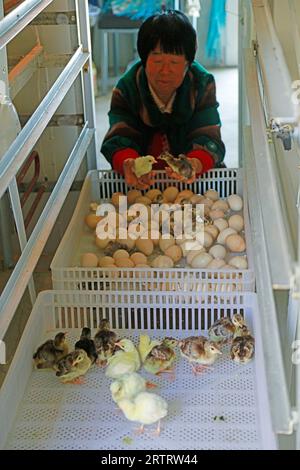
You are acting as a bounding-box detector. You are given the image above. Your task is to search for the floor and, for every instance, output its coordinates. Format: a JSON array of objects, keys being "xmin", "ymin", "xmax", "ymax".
[
  {"xmin": 0, "ymin": 67, "xmax": 238, "ymax": 389},
  {"xmin": 95, "ymin": 67, "xmax": 239, "ymax": 169}
]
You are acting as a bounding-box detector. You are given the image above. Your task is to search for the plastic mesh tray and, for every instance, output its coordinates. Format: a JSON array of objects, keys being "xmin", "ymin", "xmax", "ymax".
[
  {"xmin": 0, "ymin": 291, "xmax": 276, "ymax": 450},
  {"xmin": 50, "ymin": 169, "xmax": 255, "ymax": 292}
]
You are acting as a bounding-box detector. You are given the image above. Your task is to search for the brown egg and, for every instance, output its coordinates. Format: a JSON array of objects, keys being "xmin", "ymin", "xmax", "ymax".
[
  {"xmin": 115, "ymin": 258, "xmax": 135, "ymax": 268},
  {"xmin": 81, "ymin": 252, "xmax": 99, "ymax": 267},
  {"xmin": 204, "ymin": 225, "xmax": 219, "ymax": 240},
  {"xmin": 111, "ymin": 192, "xmax": 125, "ymax": 208},
  {"xmin": 134, "ymin": 196, "xmax": 152, "ymax": 205},
  {"xmin": 159, "ymin": 236, "xmax": 175, "ymax": 253},
  {"xmin": 164, "ymin": 244, "xmax": 183, "ymax": 263},
  {"xmin": 113, "ymin": 249, "xmax": 130, "ymax": 260},
  {"xmin": 178, "ymin": 189, "xmax": 194, "ymax": 198},
  {"xmin": 211, "ymin": 200, "xmax": 229, "ymax": 212},
  {"xmin": 204, "ymin": 189, "xmax": 219, "ymax": 201},
  {"xmin": 163, "ymin": 186, "xmax": 179, "ymax": 203},
  {"xmin": 135, "ymin": 238, "xmax": 154, "ymax": 256},
  {"xmin": 209, "ymin": 210, "xmax": 225, "ymax": 220},
  {"xmin": 127, "ymin": 189, "xmax": 142, "ymax": 205},
  {"xmin": 85, "ymin": 213, "xmax": 102, "ymax": 229},
  {"xmin": 98, "ymin": 256, "xmax": 115, "ymax": 267},
  {"xmin": 130, "ymin": 252, "xmax": 148, "ymax": 265},
  {"xmin": 115, "ymin": 237, "xmax": 136, "ymax": 250},
  {"xmin": 95, "ymin": 235, "xmax": 110, "ymax": 249},
  {"xmin": 145, "ymin": 189, "xmax": 162, "ymax": 202},
  {"xmin": 226, "ymin": 234, "xmax": 246, "ymax": 253},
  {"xmin": 190, "ymin": 194, "xmax": 204, "ymax": 204}
]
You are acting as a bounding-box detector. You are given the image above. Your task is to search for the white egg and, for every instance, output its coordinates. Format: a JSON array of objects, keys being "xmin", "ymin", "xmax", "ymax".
[
  {"xmin": 214, "ymin": 218, "xmax": 228, "ymax": 232},
  {"xmin": 209, "ymin": 244, "xmax": 227, "ymax": 260},
  {"xmin": 228, "ymin": 214, "xmax": 244, "ymax": 232},
  {"xmin": 190, "ymin": 253, "xmax": 213, "ymax": 268},
  {"xmin": 203, "ymin": 232, "xmax": 214, "ymax": 249},
  {"xmin": 217, "ymin": 228, "xmax": 237, "ymax": 245},
  {"xmin": 229, "ymin": 256, "xmax": 248, "ymax": 269},
  {"xmin": 227, "ymin": 194, "xmax": 243, "ymax": 211},
  {"xmin": 186, "ymin": 247, "xmax": 206, "ymax": 265}
]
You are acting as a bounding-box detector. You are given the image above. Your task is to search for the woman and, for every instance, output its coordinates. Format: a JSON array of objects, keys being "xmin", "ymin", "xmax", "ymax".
[{"xmin": 101, "ymin": 10, "xmax": 225, "ymax": 189}]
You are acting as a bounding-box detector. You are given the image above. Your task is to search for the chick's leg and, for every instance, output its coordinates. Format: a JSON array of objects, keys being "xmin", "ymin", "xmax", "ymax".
[
  {"xmin": 156, "ymin": 367, "xmax": 176, "ymax": 381},
  {"xmin": 191, "ymin": 364, "xmax": 213, "ymax": 375},
  {"xmin": 152, "ymin": 420, "xmax": 162, "ymax": 437}
]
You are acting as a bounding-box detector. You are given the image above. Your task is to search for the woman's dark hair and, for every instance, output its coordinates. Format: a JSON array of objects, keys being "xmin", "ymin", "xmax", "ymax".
[{"xmin": 137, "ymin": 10, "xmax": 197, "ymax": 67}]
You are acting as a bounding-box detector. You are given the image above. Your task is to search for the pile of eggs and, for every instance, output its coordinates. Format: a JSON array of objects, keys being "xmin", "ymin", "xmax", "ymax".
[{"xmin": 82, "ymin": 186, "xmax": 248, "ymax": 272}]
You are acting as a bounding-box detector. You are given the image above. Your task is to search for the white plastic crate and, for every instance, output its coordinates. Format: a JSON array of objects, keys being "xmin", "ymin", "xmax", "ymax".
[
  {"xmin": 51, "ymin": 169, "xmax": 255, "ymax": 292},
  {"xmin": 0, "ymin": 290, "xmax": 276, "ymax": 450}
]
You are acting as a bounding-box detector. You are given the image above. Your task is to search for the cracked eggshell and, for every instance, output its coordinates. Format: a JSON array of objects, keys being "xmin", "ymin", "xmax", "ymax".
[
  {"xmin": 145, "ymin": 189, "xmax": 162, "ymax": 202},
  {"xmin": 228, "ymin": 214, "xmax": 244, "ymax": 232},
  {"xmin": 190, "ymin": 253, "xmax": 213, "ymax": 268},
  {"xmin": 217, "ymin": 227, "xmax": 237, "ymax": 245},
  {"xmin": 227, "ymin": 194, "xmax": 243, "ymax": 211}
]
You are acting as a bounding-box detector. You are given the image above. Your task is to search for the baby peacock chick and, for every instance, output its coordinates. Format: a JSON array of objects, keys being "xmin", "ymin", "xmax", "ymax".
[
  {"xmin": 179, "ymin": 336, "xmax": 222, "ymax": 374},
  {"xmin": 56, "ymin": 349, "xmax": 92, "ymax": 384},
  {"xmin": 158, "ymin": 152, "xmax": 195, "ymax": 180},
  {"xmin": 230, "ymin": 324, "xmax": 255, "ymax": 364},
  {"xmin": 133, "ymin": 156, "xmax": 156, "ymax": 178},
  {"xmin": 105, "ymin": 339, "xmax": 140, "ymax": 379},
  {"xmin": 94, "ymin": 319, "xmax": 119, "ymax": 366},
  {"xmin": 208, "ymin": 313, "xmax": 246, "ymax": 345},
  {"xmin": 33, "ymin": 332, "xmax": 68, "ymax": 369},
  {"xmin": 118, "ymin": 391, "xmax": 168, "ymax": 436},
  {"xmin": 139, "ymin": 335, "xmax": 178, "ymax": 377},
  {"xmin": 110, "ymin": 372, "xmax": 148, "ymax": 403},
  {"xmin": 75, "ymin": 327, "xmax": 98, "ymax": 364}
]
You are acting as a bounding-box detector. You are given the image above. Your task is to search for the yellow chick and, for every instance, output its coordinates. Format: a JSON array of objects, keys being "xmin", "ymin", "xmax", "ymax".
[
  {"xmin": 139, "ymin": 335, "xmax": 177, "ymax": 376},
  {"xmin": 118, "ymin": 391, "xmax": 168, "ymax": 435},
  {"xmin": 94, "ymin": 319, "xmax": 119, "ymax": 366},
  {"xmin": 33, "ymin": 332, "xmax": 68, "ymax": 369},
  {"xmin": 230, "ymin": 324, "xmax": 255, "ymax": 364},
  {"xmin": 179, "ymin": 336, "xmax": 222, "ymax": 374},
  {"xmin": 105, "ymin": 339, "xmax": 140, "ymax": 379},
  {"xmin": 110, "ymin": 372, "xmax": 148, "ymax": 403},
  {"xmin": 208, "ymin": 314, "xmax": 246, "ymax": 344},
  {"xmin": 133, "ymin": 156, "xmax": 156, "ymax": 178},
  {"xmin": 56, "ymin": 349, "xmax": 92, "ymax": 384}
]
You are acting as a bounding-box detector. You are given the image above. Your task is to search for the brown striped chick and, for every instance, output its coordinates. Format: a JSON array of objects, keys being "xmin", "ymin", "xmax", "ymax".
[
  {"xmin": 56, "ymin": 349, "xmax": 92, "ymax": 384},
  {"xmin": 208, "ymin": 314, "xmax": 246, "ymax": 345},
  {"xmin": 94, "ymin": 319, "xmax": 119, "ymax": 366},
  {"xmin": 179, "ymin": 336, "xmax": 222, "ymax": 374},
  {"xmin": 158, "ymin": 152, "xmax": 195, "ymax": 180},
  {"xmin": 33, "ymin": 332, "xmax": 68, "ymax": 369},
  {"xmin": 230, "ymin": 324, "xmax": 255, "ymax": 365}
]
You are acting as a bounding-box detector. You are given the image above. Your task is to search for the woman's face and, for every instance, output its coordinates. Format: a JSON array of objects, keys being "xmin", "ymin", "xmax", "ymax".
[{"xmin": 145, "ymin": 44, "xmax": 188, "ymax": 101}]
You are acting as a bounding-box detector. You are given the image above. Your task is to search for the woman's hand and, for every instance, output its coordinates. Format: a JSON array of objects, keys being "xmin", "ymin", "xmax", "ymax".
[
  {"xmin": 123, "ymin": 159, "xmax": 156, "ymax": 189},
  {"xmin": 165, "ymin": 158, "xmax": 203, "ymax": 184}
]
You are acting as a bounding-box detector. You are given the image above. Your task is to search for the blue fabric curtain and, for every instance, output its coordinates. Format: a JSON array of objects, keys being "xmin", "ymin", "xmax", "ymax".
[
  {"xmin": 205, "ymin": 0, "xmax": 227, "ymax": 63},
  {"xmin": 103, "ymin": 1, "xmax": 174, "ymax": 20}
]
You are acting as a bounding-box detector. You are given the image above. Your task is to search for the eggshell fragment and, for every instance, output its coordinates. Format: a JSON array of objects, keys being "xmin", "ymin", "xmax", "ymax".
[{"xmin": 229, "ymin": 256, "xmax": 248, "ymax": 269}]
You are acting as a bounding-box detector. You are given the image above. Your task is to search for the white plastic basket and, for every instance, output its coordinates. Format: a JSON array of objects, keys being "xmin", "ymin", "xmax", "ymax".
[
  {"xmin": 0, "ymin": 290, "xmax": 276, "ymax": 450},
  {"xmin": 51, "ymin": 169, "xmax": 255, "ymax": 292}
]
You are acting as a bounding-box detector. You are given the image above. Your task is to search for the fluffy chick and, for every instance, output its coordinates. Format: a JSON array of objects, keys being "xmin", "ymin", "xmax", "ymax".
[
  {"xmin": 94, "ymin": 319, "xmax": 118, "ymax": 366},
  {"xmin": 179, "ymin": 336, "xmax": 222, "ymax": 374},
  {"xmin": 56, "ymin": 349, "xmax": 92, "ymax": 384},
  {"xmin": 230, "ymin": 325, "xmax": 255, "ymax": 364},
  {"xmin": 105, "ymin": 339, "xmax": 140, "ymax": 379},
  {"xmin": 159, "ymin": 152, "xmax": 194, "ymax": 180},
  {"xmin": 110, "ymin": 372, "xmax": 147, "ymax": 403},
  {"xmin": 208, "ymin": 314, "xmax": 246, "ymax": 344},
  {"xmin": 139, "ymin": 335, "xmax": 177, "ymax": 376},
  {"xmin": 33, "ymin": 332, "xmax": 68, "ymax": 369},
  {"xmin": 133, "ymin": 156, "xmax": 156, "ymax": 178},
  {"xmin": 75, "ymin": 327, "xmax": 98, "ymax": 364},
  {"xmin": 118, "ymin": 391, "xmax": 168, "ymax": 435}
]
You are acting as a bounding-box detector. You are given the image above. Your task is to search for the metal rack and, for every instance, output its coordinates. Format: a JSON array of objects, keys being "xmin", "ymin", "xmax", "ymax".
[{"xmin": 0, "ymin": 0, "xmax": 97, "ymax": 341}]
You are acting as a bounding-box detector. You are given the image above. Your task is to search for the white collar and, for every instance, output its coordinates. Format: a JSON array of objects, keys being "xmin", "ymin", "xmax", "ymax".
[{"xmin": 149, "ymin": 84, "xmax": 176, "ymax": 114}]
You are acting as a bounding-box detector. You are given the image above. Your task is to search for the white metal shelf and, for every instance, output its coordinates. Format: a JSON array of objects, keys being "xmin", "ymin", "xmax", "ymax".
[{"xmin": 0, "ymin": 0, "xmax": 97, "ymax": 341}]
